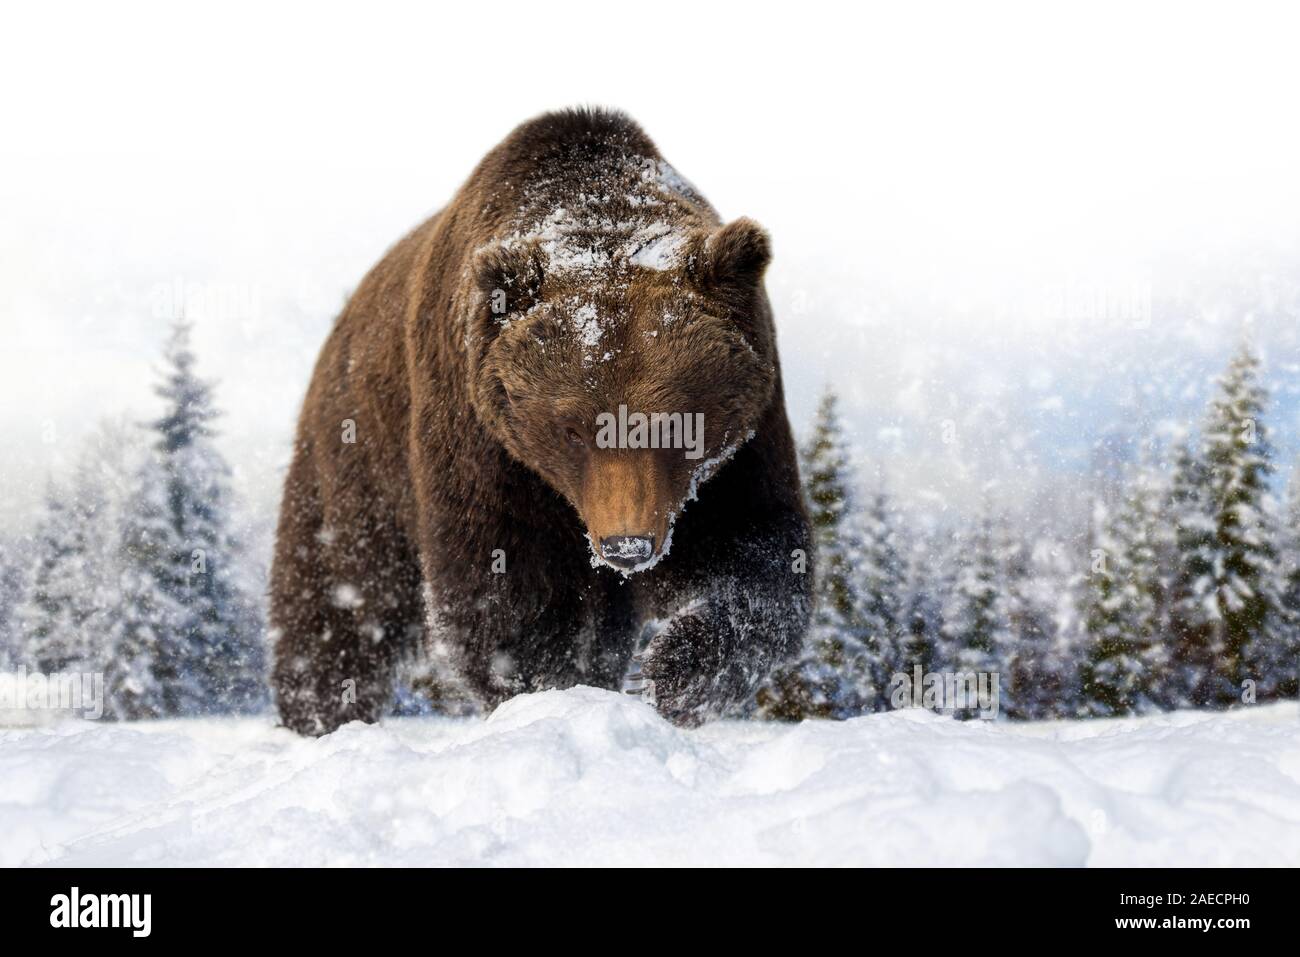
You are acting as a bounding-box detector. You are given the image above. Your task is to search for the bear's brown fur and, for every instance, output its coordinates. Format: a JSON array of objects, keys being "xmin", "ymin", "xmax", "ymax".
[{"xmin": 270, "ymin": 108, "xmax": 812, "ymax": 734}]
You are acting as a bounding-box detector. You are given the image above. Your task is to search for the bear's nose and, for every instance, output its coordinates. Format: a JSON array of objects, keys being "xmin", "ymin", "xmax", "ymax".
[{"xmin": 600, "ymin": 535, "xmax": 656, "ymax": 570}]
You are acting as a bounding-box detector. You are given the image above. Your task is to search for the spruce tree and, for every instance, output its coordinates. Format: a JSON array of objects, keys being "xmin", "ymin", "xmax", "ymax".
[
  {"xmin": 1122, "ymin": 460, "xmax": 1171, "ymax": 701},
  {"xmin": 1197, "ymin": 344, "xmax": 1287, "ymax": 704},
  {"xmin": 1164, "ymin": 440, "xmax": 1217, "ymax": 705},
  {"xmin": 999, "ymin": 527, "xmax": 1058, "ymax": 720},
  {"xmin": 948, "ymin": 515, "xmax": 1004, "ymax": 672},
  {"xmin": 899, "ymin": 531, "xmax": 942, "ymax": 679},
  {"xmin": 13, "ymin": 483, "xmax": 93, "ymax": 674},
  {"xmin": 1279, "ymin": 467, "xmax": 1300, "ymax": 698},
  {"xmin": 12, "ymin": 420, "xmax": 142, "ymax": 685},
  {"xmin": 1080, "ymin": 499, "xmax": 1124, "ymax": 707},
  {"xmin": 147, "ymin": 321, "xmax": 266, "ymax": 715},
  {"xmin": 856, "ymin": 489, "xmax": 906, "ymax": 707},
  {"xmin": 107, "ymin": 458, "xmax": 186, "ymax": 719},
  {"xmin": 941, "ymin": 512, "xmax": 1010, "ymax": 716},
  {"xmin": 757, "ymin": 388, "xmax": 868, "ymax": 719},
  {"xmin": 936, "ymin": 525, "xmax": 972, "ymax": 673},
  {"xmin": 1079, "ymin": 459, "xmax": 1168, "ymax": 715},
  {"xmin": 0, "ymin": 539, "xmax": 25, "ymax": 668}
]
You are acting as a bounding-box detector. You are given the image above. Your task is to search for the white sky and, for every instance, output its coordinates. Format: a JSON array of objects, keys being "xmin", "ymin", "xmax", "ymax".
[{"xmin": 3, "ymin": 1, "xmax": 1300, "ymax": 531}]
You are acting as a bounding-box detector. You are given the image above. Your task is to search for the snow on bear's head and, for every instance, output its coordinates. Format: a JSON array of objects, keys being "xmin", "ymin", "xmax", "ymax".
[{"xmin": 466, "ymin": 218, "xmax": 777, "ymax": 574}]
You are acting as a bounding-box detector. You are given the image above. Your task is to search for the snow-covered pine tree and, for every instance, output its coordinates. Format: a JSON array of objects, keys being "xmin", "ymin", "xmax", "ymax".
[
  {"xmin": 0, "ymin": 534, "xmax": 31, "ymax": 669},
  {"xmin": 940, "ymin": 511, "xmax": 1010, "ymax": 717},
  {"xmin": 1079, "ymin": 499, "xmax": 1124, "ymax": 709},
  {"xmin": 856, "ymin": 488, "xmax": 906, "ymax": 708},
  {"xmin": 1045, "ymin": 551, "xmax": 1087, "ymax": 720},
  {"xmin": 935, "ymin": 525, "xmax": 970, "ymax": 674},
  {"xmin": 148, "ymin": 321, "xmax": 266, "ymax": 715},
  {"xmin": 1196, "ymin": 344, "xmax": 1288, "ymax": 704},
  {"xmin": 1079, "ymin": 457, "xmax": 1168, "ymax": 715},
  {"xmin": 73, "ymin": 420, "xmax": 146, "ymax": 668},
  {"xmin": 899, "ymin": 530, "xmax": 944, "ymax": 680},
  {"xmin": 1050, "ymin": 496, "xmax": 1116, "ymax": 719},
  {"xmin": 999, "ymin": 527, "xmax": 1060, "ymax": 720},
  {"xmin": 756, "ymin": 388, "xmax": 869, "ymax": 719},
  {"xmin": 1163, "ymin": 439, "xmax": 1217, "ymax": 706},
  {"xmin": 107, "ymin": 456, "xmax": 187, "ymax": 720},
  {"xmin": 10, "ymin": 419, "xmax": 145, "ymax": 689},
  {"xmin": 12, "ymin": 484, "xmax": 85, "ymax": 673},
  {"xmin": 1279, "ymin": 465, "xmax": 1300, "ymax": 699},
  {"xmin": 1122, "ymin": 459, "xmax": 1171, "ymax": 703}
]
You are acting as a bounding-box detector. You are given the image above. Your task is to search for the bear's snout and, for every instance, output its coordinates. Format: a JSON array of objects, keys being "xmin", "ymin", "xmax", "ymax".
[{"xmin": 581, "ymin": 452, "xmax": 673, "ymax": 572}]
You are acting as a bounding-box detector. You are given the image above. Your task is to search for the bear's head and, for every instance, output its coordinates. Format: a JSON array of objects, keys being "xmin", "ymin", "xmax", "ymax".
[{"xmin": 466, "ymin": 218, "xmax": 777, "ymax": 574}]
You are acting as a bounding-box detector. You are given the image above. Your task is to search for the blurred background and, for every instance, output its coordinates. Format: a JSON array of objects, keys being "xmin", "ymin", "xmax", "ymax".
[{"xmin": 3, "ymin": 1, "xmax": 1300, "ymax": 534}]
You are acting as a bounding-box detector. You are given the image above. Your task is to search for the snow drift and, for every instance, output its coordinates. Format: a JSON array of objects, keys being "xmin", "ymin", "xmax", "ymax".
[{"xmin": 2, "ymin": 688, "xmax": 1298, "ymax": 867}]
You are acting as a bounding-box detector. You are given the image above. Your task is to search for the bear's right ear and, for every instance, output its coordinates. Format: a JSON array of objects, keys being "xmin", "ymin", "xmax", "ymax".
[{"xmin": 470, "ymin": 241, "xmax": 545, "ymax": 324}]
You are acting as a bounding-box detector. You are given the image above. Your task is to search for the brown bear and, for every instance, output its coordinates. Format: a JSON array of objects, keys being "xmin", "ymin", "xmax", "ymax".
[{"xmin": 270, "ymin": 107, "xmax": 812, "ymax": 734}]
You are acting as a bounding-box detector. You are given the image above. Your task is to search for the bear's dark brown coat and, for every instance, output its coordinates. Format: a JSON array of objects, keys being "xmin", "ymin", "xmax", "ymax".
[{"xmin": 270, "ymin": 108, "xmax": 812, "ymax": 733}]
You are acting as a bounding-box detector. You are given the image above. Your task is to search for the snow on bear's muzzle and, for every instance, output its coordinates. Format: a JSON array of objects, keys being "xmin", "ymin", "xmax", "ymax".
[{"xmin": 600, "ymin": 534, "xmax": 655, "ymax": 570}]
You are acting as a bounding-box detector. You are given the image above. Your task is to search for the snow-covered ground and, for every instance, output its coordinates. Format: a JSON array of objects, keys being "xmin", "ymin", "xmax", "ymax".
[{"xmin": 3, "ymin": 688, "xmax": 1298, "ymax": 867}]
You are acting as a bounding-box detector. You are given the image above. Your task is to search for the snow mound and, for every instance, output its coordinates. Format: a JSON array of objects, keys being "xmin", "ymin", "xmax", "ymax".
[{"xmin": 2, "ymin": 689, "xmax": 1298, "ymax": 866}]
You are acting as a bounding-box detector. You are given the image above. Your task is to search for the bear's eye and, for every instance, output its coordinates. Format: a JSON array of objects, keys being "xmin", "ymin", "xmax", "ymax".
[{"xmin": 564, "ymin": 427, "xmax": 586, "ymax": 448}]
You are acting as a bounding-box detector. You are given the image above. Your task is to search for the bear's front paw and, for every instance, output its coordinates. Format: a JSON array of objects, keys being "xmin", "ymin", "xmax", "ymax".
[{"xmin": 636, "ymin": 613, "xmax": 731, "ymax": 728}]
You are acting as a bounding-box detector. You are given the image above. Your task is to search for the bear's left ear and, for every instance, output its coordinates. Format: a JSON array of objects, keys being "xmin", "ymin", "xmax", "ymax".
[{"xmin": 687, "ymin": 218, "xmax": 772, "ymax": 301}]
